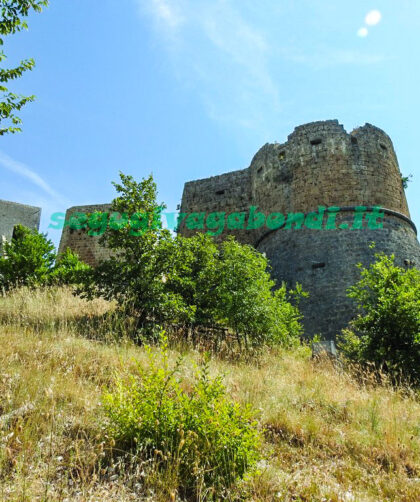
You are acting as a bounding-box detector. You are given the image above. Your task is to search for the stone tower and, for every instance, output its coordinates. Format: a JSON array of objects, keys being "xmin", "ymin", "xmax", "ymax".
[
  {"xmin": 58, "ymin": 204, "xmax": 112, "ymax": 266},
  {"xmin": 179, "ymin": 120, "xmax": 420, "ymax": 339}
]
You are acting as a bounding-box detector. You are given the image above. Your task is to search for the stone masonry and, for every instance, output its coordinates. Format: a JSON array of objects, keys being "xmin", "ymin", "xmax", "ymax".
[
  {"xmin": 0, "ymin": 199, "xmax": 41, "ymax": 253},
  {"xmin": 58, "ymin": 204, "xmax": 112, "ymax": 266},
  {"xmin": 179, "ymin": 120, "xmax": 420, "ymax": 339}
]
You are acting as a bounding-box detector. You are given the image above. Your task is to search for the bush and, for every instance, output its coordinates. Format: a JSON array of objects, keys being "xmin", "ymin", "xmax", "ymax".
[
  {"xmin": 157, "ymin": 233, "xmax": 304, "ymax": 347},
  {"xmin": 103, "ymin": 337, "xmax": 261, "ymax": 498},
  {"xmin": 0, "ymin": 224, "xmax": 55, "ymax": 290},
  {"xmin": 0, "ymin": 225, "xmax": 90, "ymax": 291},
  {"xmin": 50, "ymin": 247, "xmax": 90, "ymax": 285},
  {"xmin": 211, "ymin": 237, "xmax": 305, "ymax": 348},
  {"xmin": 338, "ymin": 253, "xmax": 420, "ymax": 385}
]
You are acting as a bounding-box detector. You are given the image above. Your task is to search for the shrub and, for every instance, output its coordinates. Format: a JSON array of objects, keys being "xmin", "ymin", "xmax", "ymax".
[
  {"xmin": 103, "ymin": 337, "xmax": 261, "ymax": 498},
  {"xmin": 338, "ymin": 253, "xmax": 420, "ymax": 385},
  {"xmin": 50, "ymin": 247, "xmax": 90, "ymax": 285},
  {"xmin": 0, "ymin": 224, "xmax": 55, "ymax": 290},
  {"xmin": 0, "ymin": 225, "xmax": 90, "ymax": 291},
  {"xmin": 211, "ymin": 237, "xmax": 305, "ymax": 348}
]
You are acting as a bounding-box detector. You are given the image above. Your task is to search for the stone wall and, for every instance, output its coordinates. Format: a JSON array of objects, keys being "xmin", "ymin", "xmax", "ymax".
[
  {"xmin": 251, "ymin": 120, "xmax": 408, "ymax": 215},
  {"xmin": 0, "ymin": 199, "xmax": 41, "ymax": 252},
  {"xmin": 257, "ymin": 211, "xmax": 420, "ymax": 339},
  {"xmin": 179, "ymin": 168, "xmax": 255, "ymax": 244}
]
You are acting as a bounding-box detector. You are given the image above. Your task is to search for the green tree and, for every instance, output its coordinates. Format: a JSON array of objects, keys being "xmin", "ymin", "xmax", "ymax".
[
  {"xmin": 0, "ymin": 0, "xmax": 48, "ymax": 135},
  {"xmin": 211, "ymin": 238, "xmax": 304, "ymax": 348},
  {"xmin": 158, "ymin": 234, "xmax": 304, "ymax": 347},
  {"xmin": 78, "ymin": 173, "xmax": 173, "ymax": 325},
  {"xmin": 157, "ymin": 232, "xmax": 219, "ymax": 326},
  {"xmin": 338, "ymin": 253, "xmax": 420, "ymax": 385},
  {"xmin": 0, "ymin": 225, "xmax": 90, "ymax": 290},
  {"xmin": 0, "ymin": 223, "xmax": 55, "ymax": 289},
  {"xmin": 78, "ymin": 173, "xmax": 304, "ymax": 348}
]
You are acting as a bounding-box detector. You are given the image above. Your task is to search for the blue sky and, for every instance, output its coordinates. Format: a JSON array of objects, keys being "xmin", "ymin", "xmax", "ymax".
[{"xmin": 0, "ymin": 0, "xmax": 419, "ymax": 247}]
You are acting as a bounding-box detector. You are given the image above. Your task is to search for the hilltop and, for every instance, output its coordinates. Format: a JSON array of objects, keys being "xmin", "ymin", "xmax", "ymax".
[{"xmin": 0, "ymin": 288, "xmax": 419, "ymax": 501}]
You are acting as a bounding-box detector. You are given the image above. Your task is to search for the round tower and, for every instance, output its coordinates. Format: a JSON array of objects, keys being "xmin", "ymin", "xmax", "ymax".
[
  {"xmin": 253, "ymin": 120, "xmax": 420, "ymax": 339},
  {"xmin": 58, "ymin": 204, "xmax": 112, "ymax": 267}
]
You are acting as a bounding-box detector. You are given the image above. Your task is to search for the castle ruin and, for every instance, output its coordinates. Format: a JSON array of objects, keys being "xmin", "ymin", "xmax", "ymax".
[
  {"xmin": 178, "ymin": 120, "xmax": 420, "ymax": 339},
  {"xmin": 57, "ymin": 120, "xmax": 420, "ymax": 339}
]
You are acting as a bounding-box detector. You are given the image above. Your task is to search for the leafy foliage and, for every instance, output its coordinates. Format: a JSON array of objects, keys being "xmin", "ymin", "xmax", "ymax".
[
  {"xmin": 0, "ymin": 224, "xmax": 89, "ymax": 290},
  {"xmin": 338, "ymin": 253, "xmax": 420, "ymax": 385},
  {"xmin": 103, "ymin": 336, "xmax": 261, "ymax": 498},
  {"xmin": 79, "ymin": 173, "xmax": 172, "ymax": 324},
  {"xmin": 401, "ymin": 174, "xmax": 413, "ymax": 190},
  {"xmin": 155, "ymin": 232, "xmax": 219, "ymax": 326},
  {"xmin": 0, "ymin": 223, "xmax": 55, "ymax": 288},
  {"xmin": 158, "ymin": 233, "xmax": 304, "ymax": 348},
  {"xmin": 0, "ymin": 0, "xmax": 48, "ymax": 135},
  {"xmin": 211, "ymin": 238, "xmax": 305, "ymax": 348},
  {"xmin": 50, "ymin": 247, "xmax": 91, "ymax": 286},
  {"xmin": 78, "ymin": 173, "xmax": 304, "ymax": 348}
]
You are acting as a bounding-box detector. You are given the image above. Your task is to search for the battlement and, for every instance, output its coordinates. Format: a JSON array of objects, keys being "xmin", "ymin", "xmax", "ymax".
[{"xmin": 180, "ymin": 120, "xmax": 409, "ymax": 243}]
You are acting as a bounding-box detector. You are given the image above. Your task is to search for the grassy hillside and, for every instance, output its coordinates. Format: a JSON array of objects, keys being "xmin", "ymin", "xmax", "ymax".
[{"xmin": 0, "ymin": 288, "xmax": 419, "ymax": 501}]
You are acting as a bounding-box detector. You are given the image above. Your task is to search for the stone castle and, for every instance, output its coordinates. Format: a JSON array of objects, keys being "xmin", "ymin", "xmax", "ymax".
[
  {"xmin": 178, "ymin": 120, "xmax": 420, "ymax": 339},
  {"xmin": 2, "ymin": 120, "xmax": 419, "ymax": 339}
]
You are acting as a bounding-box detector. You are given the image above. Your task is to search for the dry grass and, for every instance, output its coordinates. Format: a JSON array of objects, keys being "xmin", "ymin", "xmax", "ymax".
[{"xmin": 0, "ymin": 287, "xmax": 419, "ymax": 501}]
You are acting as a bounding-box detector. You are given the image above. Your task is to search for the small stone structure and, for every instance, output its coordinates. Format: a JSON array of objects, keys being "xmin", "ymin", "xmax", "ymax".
[
  {"xmin": 312, "ymin": 340, "xmax": 338, "ymax": 359},
  {"xmin": 0, "ymin": 199, "xmax": 41, "ymax": 253},
  {"xmin": 178, "ymin": 120, "xmax": 420, "ymax": 339}
]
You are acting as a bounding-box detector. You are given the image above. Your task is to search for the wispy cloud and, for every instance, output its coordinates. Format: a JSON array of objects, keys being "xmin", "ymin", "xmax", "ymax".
[
  {"xmin": 144, "ymin": 0, "xmax": 184, "ymax": 30},
  {"xmin": 136, "ymin": 0, "xmax": 280, "ymax": 137},
  {"xmin": 200, "ymin": 2, "xmax": 278, "ymax": 101},
  {"xmin": 135, "ymin": 1, "xmax": 386, "ymax": 137},
  {"xmin": 0, "ymin": 151, "xmax": 69, "ymax": 206}
]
